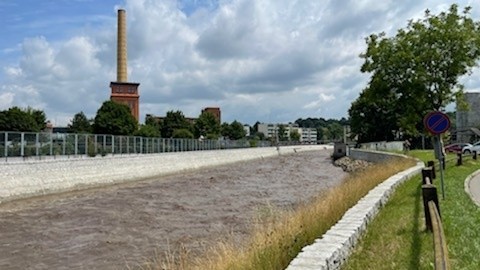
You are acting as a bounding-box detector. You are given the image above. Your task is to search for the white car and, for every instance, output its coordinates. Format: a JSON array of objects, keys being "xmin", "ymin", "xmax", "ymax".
[{"xmin": 462, "ymin": 141, "xmax": 480, "ymax": 154}]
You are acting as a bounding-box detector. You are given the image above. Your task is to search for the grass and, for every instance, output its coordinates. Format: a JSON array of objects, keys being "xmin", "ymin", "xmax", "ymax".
[
  {"xmin": 343, "ymin": 150, "xmax": 480, "ymax": 269},
  {"xmin": 145, "ymin": 157, "xmax": 416, "ymax": 270}
]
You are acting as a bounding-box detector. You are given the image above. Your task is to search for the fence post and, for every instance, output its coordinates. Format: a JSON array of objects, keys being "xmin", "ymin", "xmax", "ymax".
[
  {"xmin": 4, "ymin": 132, "xmax": 8, "ymax": 159},
  {"xmin": 427, "ymin": 161, "xmax": 436, "ymax": 179},
  {"xmin": 422, "ymin": 167, "xmax": 434, "ymax": 185},
  {"xmin": 422, "ymin": 184, "xmax": 440, "ymax": 232},
  {"xmin": 20, "ymin": 132, "xmax": 25, "ymax": 157},
  {"xmin": 36, "ymin": 133, "xmax": 40, "ymax": 157},
  {"xmin": 457, "ymin": 152, "xmax": 462, "ymax": 166},
  {"xmin": 474, "ymin": 151, "xmax": 477, "ymax": 160},
  {"xmin": 73, "ymin": 134, "xmax": 77, "ymax": 156}
]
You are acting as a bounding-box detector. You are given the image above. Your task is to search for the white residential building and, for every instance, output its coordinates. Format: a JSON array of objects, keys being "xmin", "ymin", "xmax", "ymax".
[
  {"xmin": 301, "ymin": 128, "xmax": 317, "ymax": 143},
  {"xmin": 257, "ymin": 123, "xmax": 317, "ymax": 143}
]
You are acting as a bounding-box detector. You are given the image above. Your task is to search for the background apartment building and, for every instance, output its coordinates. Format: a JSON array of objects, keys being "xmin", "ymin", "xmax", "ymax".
[{"xmin": 257, "ymin": 123, "xmax": 317, "ymax": 143}]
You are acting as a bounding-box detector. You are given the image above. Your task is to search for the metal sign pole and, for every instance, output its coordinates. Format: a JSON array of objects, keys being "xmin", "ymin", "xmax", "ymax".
[
  {"xmin": 424, "ymin": 111, "xmax": 450, "ymax": 200},
  {"xmin": 437, "ymin": 134, "xmax": 445, "ymax": 199}
]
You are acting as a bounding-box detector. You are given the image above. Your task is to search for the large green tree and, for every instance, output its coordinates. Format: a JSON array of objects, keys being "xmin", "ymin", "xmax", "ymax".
[
  {"xmin": 93, "ymin": 101, "xmax": 137, "ymax": 135},
  {"xmin": 134, "ymin": 124, "xmax": 160, "ymax": 137},
  {"xmin": 221, "ymin": 120, "xmax": 246, "ymax": 140},
  {"xmin": 194, "ymin": 112, "xmax": 220, "ymax": 139},
  {"xmin": 0, "ymin": 106, "xmax": 46, "ymax": 132},
  {"xmin": 349, "ymin": 80, "xmax": 399, "ymax": 142},
  {"xmin": 351, "ymin": 4, "xmax": 480, "ymax": 140},
  {"xmin": 68, "ymin": 111, "xmax": 92, "ymax": 133},
  {"xmin": 161, "ymin": 110, "xmax": 192, "ymax": 138}
]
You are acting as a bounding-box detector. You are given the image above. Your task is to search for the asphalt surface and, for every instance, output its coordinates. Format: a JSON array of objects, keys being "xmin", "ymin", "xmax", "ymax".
[{"xmin": 467, "ymin": 172, "xmax": 480, "ymax": 206}]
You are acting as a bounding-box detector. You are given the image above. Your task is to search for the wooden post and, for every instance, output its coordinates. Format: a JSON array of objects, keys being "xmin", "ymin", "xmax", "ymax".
[
  {"xmin": 457, "ymin": 152, "xmax": 462, "ymax": 166},
  {"xmin": 422, "ymin": 184, "xmax": 440, "ymax": 232},
  {"xmin": 427, "ymin": 161, "xmax": 436, "ymax": 179},
  {"xmin": 422, "ymin": 167, "xmax": 434, "ymax": 185},
  {"xmin": 474, "ymin": 151, "xmax": 477, "ymax": 160}
]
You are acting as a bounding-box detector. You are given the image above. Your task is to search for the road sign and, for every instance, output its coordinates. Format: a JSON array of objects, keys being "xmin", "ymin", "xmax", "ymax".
[{"xmin": 424, "ymin": 111, "xmax": 451, "ymax": 135}]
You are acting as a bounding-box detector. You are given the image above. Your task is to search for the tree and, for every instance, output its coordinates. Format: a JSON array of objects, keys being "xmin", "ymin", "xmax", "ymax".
[
  {"xmin": 290, "ymin": 129, "xmax": 301, "ymax": 141},
  {"xmin": 134, "ymin": 124, "xmax": 160, "ymax": 137},
  {"xmin": 172, "ymin": 128, "xmax": 194, "ymax": 139},
  {"xmin": 27, "ymin": 107, "xmax": 47, "ymax": 131},
  {"xmin": 253, "ymin": 131, "xmax": 266, "ymax": 141},
  {"xmin": 145, "ymin": 114, "xmax": 162, "ymax": 135},
  {"xmin": 0, "ymin": 106, "xmax": 46, "ymax": 132},
  {"xmin": 194, "ymin": 112, "xmax": 220, "ymax": 139},
  {"xmin": 221, "ymin": 120, "xmax": 246, "ymax": 140},
  {"xmin": 349, "ymin": 85, "xmax": 399, "ymax": 142},
  {"xmin": 161, "ymin": 110, "xmax": 192, "ymax": 138},
  {"xmin": 93, "ymin": 100, "xmax": 137, "ymax": 135},
  {"xmin": 277, "ymin": 125, "xmax": 288, "ymax": 141},
  {"xmin": 68, "ymin": 111, "xmax": 92, "ymax": 133},
  {"xmin": 229, "ymin": 121, "xmax": 246, "ymax": 140},
  {"xmin": 353, "ymin": 4, "xmax": 480, "ymax": 139}
]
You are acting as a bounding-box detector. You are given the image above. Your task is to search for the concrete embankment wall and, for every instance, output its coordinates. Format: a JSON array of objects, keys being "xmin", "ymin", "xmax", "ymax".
[
  {"xmin": 349, "ymin": 148, "xmax": 407, "ymax": 163},
  {"xmin": 0, "ymin": 145, "xmax": 328, "ymax": 204}
]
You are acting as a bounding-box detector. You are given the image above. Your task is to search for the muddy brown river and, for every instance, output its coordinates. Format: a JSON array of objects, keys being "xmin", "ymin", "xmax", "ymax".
[{"xmin": 0, "ymin": 149, "xmax": 346, "ymax": 269}]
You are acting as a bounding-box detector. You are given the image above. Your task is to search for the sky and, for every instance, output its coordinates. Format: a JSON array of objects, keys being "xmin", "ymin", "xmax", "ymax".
[{"xmin": 1, "ymin": 0, "xmax": 480, "ymax": 127}]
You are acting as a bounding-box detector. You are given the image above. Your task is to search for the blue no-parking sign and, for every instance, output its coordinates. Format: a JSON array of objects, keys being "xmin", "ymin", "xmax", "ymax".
[
  {"xmin": 423, "ymin": 111, "xmax": 450, "ymax": 199},
  {"xmin": 424, "ymin": 111, "xmax": 451, "ymax": 135}
]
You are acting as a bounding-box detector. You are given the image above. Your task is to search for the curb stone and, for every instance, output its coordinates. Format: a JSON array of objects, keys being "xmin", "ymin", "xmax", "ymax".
[{"xmin": 286, "ymin": 160, "xmax": 424, "ymax": 270}]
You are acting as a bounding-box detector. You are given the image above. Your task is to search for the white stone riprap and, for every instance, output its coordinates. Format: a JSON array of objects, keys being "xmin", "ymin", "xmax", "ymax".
[
  {"xmin": 0, "ymin": 145, "xmax": 327, "ymax": 204},
  {"xmin": 286, "ymin": 159, "xmax": 424, "ymax": 270}
]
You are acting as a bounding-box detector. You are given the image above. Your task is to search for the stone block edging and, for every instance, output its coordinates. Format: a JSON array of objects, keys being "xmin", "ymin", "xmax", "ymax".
[{"xmin": 286, "ymin": 154, "xmax": 424, "ymax": 270}]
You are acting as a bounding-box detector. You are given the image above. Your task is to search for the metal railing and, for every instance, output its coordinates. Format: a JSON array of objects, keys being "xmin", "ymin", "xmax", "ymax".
[{"xmin": 0, "ymin": 131, "xmax": 278, "ymax": 160}]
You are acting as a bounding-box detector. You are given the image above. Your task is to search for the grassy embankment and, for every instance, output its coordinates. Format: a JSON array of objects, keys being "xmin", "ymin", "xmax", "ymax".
[
  {"xmin": 143, "ymin": 156, "xmax": 416, "ymax": 270},
  {"xmin": 343, "ymin": 150, "xmax": 480, "ymax": 269}
]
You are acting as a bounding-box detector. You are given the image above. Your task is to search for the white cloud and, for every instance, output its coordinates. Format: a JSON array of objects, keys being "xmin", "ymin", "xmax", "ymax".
[
  {"xmin": 0, "ymin": 92, "xmax": 15, "ymax": 109},
  {"xmin": 0, "ymin": 0, "xmax": 479, "ymax": 126}
]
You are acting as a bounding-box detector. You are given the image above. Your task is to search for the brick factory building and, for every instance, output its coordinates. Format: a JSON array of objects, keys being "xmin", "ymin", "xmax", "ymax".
[
  {"xmin": 110, "ymin": 9, "xmax": 140, "ymax": 122},
  {"xmin": 201, "ymin": 107, "xmax": 221, "ymax": 123}
]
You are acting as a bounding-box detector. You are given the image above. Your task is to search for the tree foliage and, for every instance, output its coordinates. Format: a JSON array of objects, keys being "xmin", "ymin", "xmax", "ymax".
[
  {"xmin": 0, "ymin": 106, "xmax": 46, "ymax": 132},
  {"xmin": 68, "ymin": 111, "xmax": 92, "ymax": 133},
  {"xmin": 194, "ymin": 112, "xmax": 220, "ymax": 139},
  {"xmin": 221, "ymin": 120, "xmax": 246, "ymax": 140},
  {"xmin": 295, "ymin": 117, "xmax": 348, "ymax": 141},
  {"xmin": 93, "ymin": 101, "xmax": 138, "ymax": 135},
  {"xmin": 277, "ymin": 125, "xmax": 288, "ymax": 141},
  {"xmin": 134, "ymin": 124, "xmax": 160, "ymax": 137},
  {"xmin": 161, "ymin": 110, "xmax": 192, "ymax": 138},
  {"xmin": 172, "ymin": 128, "xmax": 194, "ymax": 139},
  {"xmin": 290, "ymin": 129, "xmax": 301, "ymax": 141},
  {"xmin": 351, "ymin": 4, "xmax": 480, "ymax": 140}
]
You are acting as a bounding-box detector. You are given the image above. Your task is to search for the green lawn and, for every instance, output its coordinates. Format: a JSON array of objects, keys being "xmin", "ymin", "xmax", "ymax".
[{"xmin": 343, "ymin": 151, "xmax": 480, "ymax": 269}]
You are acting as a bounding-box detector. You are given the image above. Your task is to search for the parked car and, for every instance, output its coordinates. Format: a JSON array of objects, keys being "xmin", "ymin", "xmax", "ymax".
[
  {"xmin": 444, "ymin": 143, "xmax": 471, "ymax": 153},
  {"xmin": 462, "ymin": 142, "xmax": 480, "ymax": 154}
]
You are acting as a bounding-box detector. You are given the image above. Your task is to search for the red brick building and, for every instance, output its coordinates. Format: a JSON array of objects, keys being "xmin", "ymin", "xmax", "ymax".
[
  {"xmin": 110, "ymin": 82, "xmax": 140, "ymax": 121},
  {"xmin": 201, "ymin": 107, "xmax": 221, "ymax": 123}
]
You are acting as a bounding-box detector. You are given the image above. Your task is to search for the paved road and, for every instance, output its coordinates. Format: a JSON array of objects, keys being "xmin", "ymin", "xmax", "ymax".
[{"xmin": 467, "ymin": 172, "xmax": 480, "ymax": 206}]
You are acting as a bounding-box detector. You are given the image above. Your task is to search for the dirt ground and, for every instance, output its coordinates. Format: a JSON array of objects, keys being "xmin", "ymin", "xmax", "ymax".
[{"xmin": 0, "ymin": 149, "xmax": 346, "ymax": 270}]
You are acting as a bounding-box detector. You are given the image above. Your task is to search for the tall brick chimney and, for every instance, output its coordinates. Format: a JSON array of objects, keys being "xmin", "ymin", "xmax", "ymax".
[
  {"xmin": 117, "ymin": 9, "xmax": 127, "ymax": 82},
  {"xmin": 110, "ymin": 9, "xmax": 140, "ymax": 122}
]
